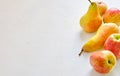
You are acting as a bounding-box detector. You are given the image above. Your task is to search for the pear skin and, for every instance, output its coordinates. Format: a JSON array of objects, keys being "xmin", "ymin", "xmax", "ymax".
[
  {"xmin": 80, "ymin": 0, "xmax": 102, "ymax": 33},
  {"xmin": 79, "ymin": 23, "xmax": 119, "ymax": 56}
]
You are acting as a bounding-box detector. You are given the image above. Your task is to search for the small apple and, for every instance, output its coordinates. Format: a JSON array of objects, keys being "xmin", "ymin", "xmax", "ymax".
[
  {"xmin": 103, "ymin": 8, "xmax": 120, "ymax": 25},
  {"xmin": 96, "ymin": 1, "xmax": 107, "ymax": 16},
  {"xmin": 90, "ymin": 50, "xmax": 116, "ymax": 73},
  {"xmin": 104, "ymin": 33, "xmax": 120, "ymax": 58}
]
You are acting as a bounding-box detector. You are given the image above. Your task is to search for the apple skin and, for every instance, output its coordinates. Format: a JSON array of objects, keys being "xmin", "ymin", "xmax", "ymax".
[
  {"xmin": 103, "ymin": 8, "xmax": 120, "ymax": 25},
  {"xmin": 96, "ymin": 1, "xmax": 107, "ymax": 16},
  {"xmin": 104, "ymin": 34, "xmax": 120, "ymax": 58},
  {"xmin": 90, "ymin": 50, "xmax": 116, "ymax": 73}
]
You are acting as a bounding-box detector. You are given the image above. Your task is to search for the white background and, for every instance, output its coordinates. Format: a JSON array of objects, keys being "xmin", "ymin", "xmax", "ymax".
[{"xmin": 0, "ymin": 0, "xmax": 120, "ymax": 76}]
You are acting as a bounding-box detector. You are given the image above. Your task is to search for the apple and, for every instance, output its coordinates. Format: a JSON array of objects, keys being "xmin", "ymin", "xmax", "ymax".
[
  {"xmin": 96, "ymin": 1, "xmax": 107, "ymax": 16},
  {"xmin": 90, "ymin": 50, "xmax": 116, "ymax": 73},
  {"xmin": 104, "ymin": 33, "xmax": 120, "ymax": 58},
  {"xmin": 103, "ymin": 8, "xmax": 120, "ymax": 25}
]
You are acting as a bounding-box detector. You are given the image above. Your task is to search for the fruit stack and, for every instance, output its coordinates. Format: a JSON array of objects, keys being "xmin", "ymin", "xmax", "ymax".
[{"xmin": 79, "ymin": 0, "xmax": 120, "ymax": 74}]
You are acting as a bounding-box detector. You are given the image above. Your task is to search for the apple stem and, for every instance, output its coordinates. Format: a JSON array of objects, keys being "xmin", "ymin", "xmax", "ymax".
[
  {"xmin": 88, "ymin": 0, "xmax": 92, "ymax": 4},
  {"xmin": 79, "ymin": 49, "xmax": 84, "ymax": 56}
]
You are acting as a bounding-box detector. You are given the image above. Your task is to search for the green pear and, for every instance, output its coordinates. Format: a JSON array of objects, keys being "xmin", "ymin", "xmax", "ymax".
[
  {"xmin": 80, "ymin": 0, "xmax": 102, "ymax": 33},
  {"xmin": 79, "ymin": 23, "xmax": 119, "ymax": 56}
]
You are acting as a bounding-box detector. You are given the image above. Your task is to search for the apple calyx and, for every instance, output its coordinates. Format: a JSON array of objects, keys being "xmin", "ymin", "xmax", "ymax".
[
  {"xmin": 108, "ymin": 59, "xmax": 114, "ymax": 66},
  {"xmin": 108, "ymin": 60, "xmax": 111, "ymax": 64}
]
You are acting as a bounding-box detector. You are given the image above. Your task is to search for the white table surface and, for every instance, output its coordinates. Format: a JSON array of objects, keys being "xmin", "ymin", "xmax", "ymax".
[{"xmin": 0, "ymin": 0, "xmax": 120, "ymax": 76}]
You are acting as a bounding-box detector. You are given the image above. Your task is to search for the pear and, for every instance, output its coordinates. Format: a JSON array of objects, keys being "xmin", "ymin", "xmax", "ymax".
[
  {"xmin": 79, "ymin": 23, "xmax": 119, "ymax": 56},
  {"xmin": 80, "ymin": 0, "xmax": 102, "ymax": 33}
]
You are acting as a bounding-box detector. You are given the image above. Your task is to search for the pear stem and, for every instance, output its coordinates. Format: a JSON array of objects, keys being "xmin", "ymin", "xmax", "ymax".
[
  {"xmin": 88, "ymin": 0, "xmax": 92, "ymax": 4},
  {"xmin": 79, "ymin": 49, "xmax": 84, "ymax": 56}
]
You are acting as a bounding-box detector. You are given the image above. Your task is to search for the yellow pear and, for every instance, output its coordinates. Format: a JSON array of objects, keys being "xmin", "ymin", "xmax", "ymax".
[
  {"xmin": 79, "ymin": 23, "xmax": 119, "ymax": 56},
  {"xmin": 80, "ymin": 0, "xmax": 102, "ymax": 33}
]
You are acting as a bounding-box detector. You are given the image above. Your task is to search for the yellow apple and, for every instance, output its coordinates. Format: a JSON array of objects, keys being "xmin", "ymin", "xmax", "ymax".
[
  {"xmin": 90, "ymin": 50, "xmax": 116, "ymax": 73},
  {"xmin": 96, "ymin": 1, "xmax": 107, "ymax": 16}
]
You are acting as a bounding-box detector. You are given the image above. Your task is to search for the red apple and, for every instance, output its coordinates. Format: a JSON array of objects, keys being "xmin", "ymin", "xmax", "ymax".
[
  {"xmin": 90, "ymin": 50, "xmax": 116, "ymax": 73},
  {"xmin": 103, "ymin": 8, "xmax": 120, "ymax": 25},
  {"xmin": 96, "ymin": 1, "xmax": 107, "ymax": 16},
  {"xmin": 104, "ymin": 33, "xmax": 120, "ymax": 58}
]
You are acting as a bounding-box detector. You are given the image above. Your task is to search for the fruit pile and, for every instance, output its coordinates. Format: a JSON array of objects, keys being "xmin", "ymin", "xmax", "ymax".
[{"xmin": 79, "ymin": 0, "xmax": 120, "ymax": 74}]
